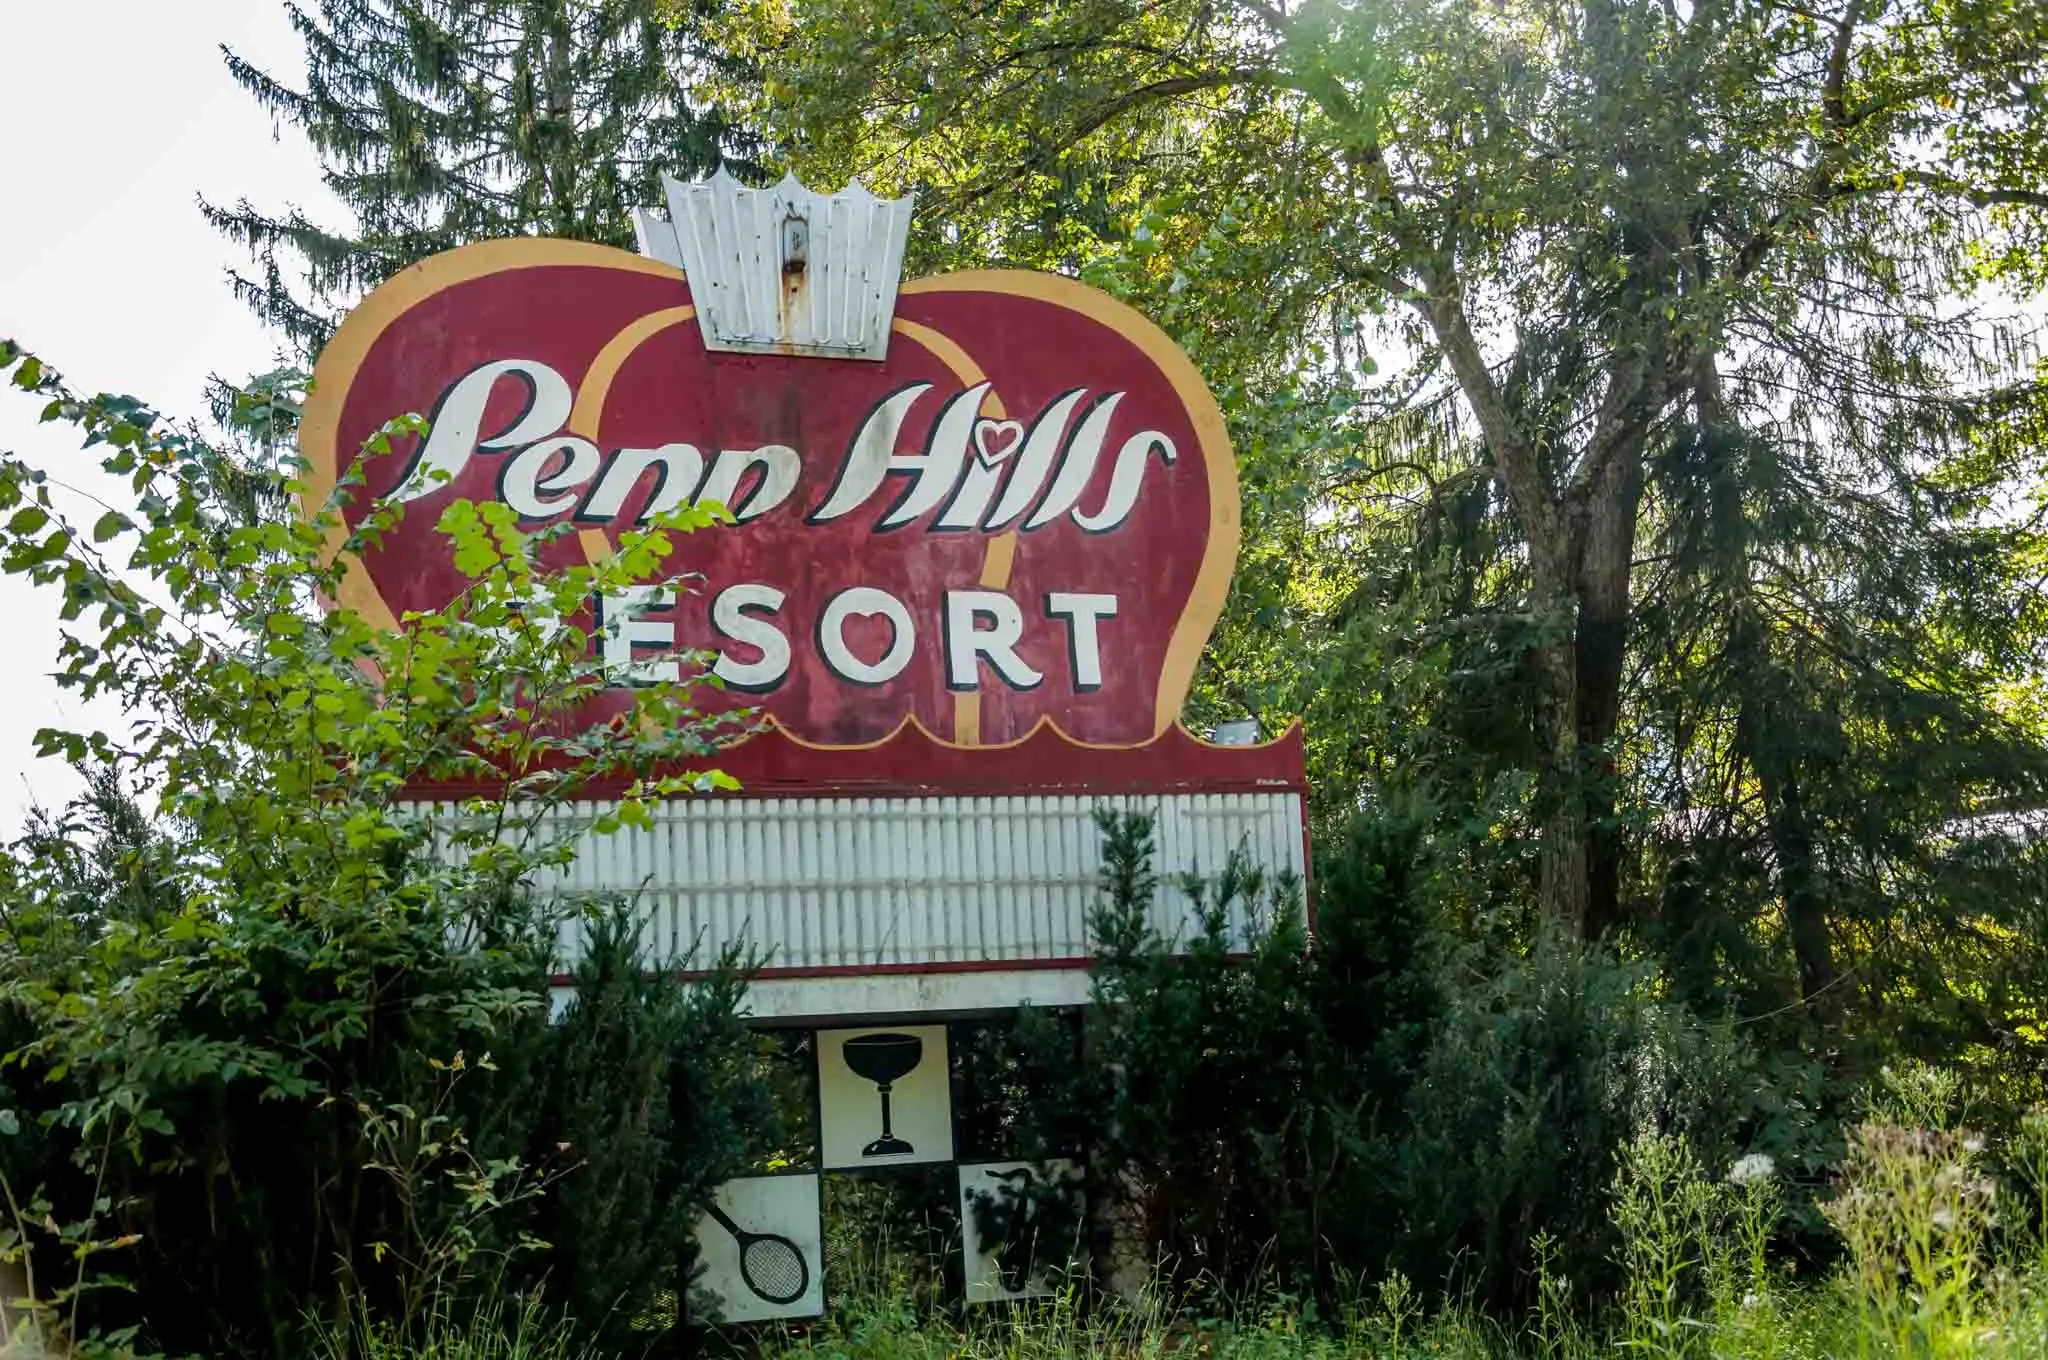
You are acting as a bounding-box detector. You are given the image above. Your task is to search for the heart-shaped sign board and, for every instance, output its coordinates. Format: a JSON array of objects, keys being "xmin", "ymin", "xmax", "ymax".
[{"xmin": 301, "ymin": 241, "xmax": 1238, "ymax": 749}]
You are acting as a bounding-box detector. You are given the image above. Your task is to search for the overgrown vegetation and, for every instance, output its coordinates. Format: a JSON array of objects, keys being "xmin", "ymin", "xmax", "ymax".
[
  {"xmin": 739, "ymin": 0, "xmax": 2048, "ymax": 1047},
  {"xmin": 780, "ymin": 981, "xmax": 2048, "ymax": 1358},
  {"xmin": 966, "ymin": 810, "xmax": 1836, "ymax": 1310},
  {"xmin": 206, "ymin": 0, "xmax": 765, "ymax": 355},
  {"xmin": 0, "ymin": 342, "xmax": 774, "ymax": 1357},
  {"xmin": 5, "ymin": 0, "xmax": 2048, "ymax": 1354},
  {"xmin": 771, "ymin": 1089, "xmax": 2048, "ymax": 1358}
]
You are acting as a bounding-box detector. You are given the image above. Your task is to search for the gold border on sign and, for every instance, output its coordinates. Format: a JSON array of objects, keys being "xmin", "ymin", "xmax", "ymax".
[
  {"xmin": 899, "ymin": 270, "xmax": 1241, "ymax": 741},
  {"xmin": 297, "ymin": 241, "xmax": 1240, "ymax": 744},
  {"xmin": 300, "ymin": 240, "xmax": 678, "ymax": 632}
]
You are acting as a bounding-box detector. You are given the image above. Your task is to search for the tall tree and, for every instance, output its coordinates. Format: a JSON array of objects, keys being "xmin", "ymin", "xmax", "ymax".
[
  {"xmin": 740, "ymin": 0, "xmax": 2048, "ymax": 980},
  {"xmin": 208, "ymin": 0, "xmax": 763, "ymax": 355}
]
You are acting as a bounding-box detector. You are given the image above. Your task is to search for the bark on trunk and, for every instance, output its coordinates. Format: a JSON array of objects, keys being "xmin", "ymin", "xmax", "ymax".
[
  {"xmin": 1422, "ymin": 278, "xmax": 1612, "ymax": 934},
  {"xmin": 1758, "ymin": 748, "xmax": 1842, "ymax": 1013},
  {"xmin": 1576, "ymin": 439, "xmax": 1646, "ymax": 939},
  {"xmin": 1532, "ymin": 634, "xmax": 1591, "ymax": 936},
  {"xmin": 1730, "ymin": 603, "xmax": 1843, "ymax": 1018}
]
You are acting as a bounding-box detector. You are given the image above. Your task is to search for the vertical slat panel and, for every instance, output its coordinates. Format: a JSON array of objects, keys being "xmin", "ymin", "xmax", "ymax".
[
  {"xmin": 832, "ymin": 799, "xmax": 853, "ymax": 965},
  {"xmin": 398, "ymin": 791, "xmax": 1304, "ymax": 974},
  {"xmin": 795, "ymin": 800, "xmax": 818, "ymax": 968},
  {"xmin": 985, "ymin": 797, "xmax": 1006, "ymax": 960},
  {"xmin": 1031, "ymin": 801, "xmax": 1053, "ymax": 958},
  {"xmin": 970, "ymin": 800, "xmax": 992, "ymax": 962},
  {"xmin": 911, "ymin": 798, "xmax": 931, "ymax": 962},
  {"xmin": 706, "ymin": 800, "xmax": 732, "ymax": 960},
  {"xmin": 999, "ymin": 796, "xmax": 1023, "ymax": 959},
  {"xmin": 1060, "ymin": 794, "xmax": 1084, "ymax": 956},
  {"xmin": 770, "ymin": 801, "xmax": 797, "ymax": 969},
  {"xmin": 1013, "ymin": 799, "xmax": 1033, "ymax": 959},
  {"xmin": 685, "ymin": 798, "xmax": 710, "ymax": 960},
  {"xmin": 848, "ymin": 797, "xmax": 871, "ymax": 964},
  {"xmin": 938, "ymin": 797, "xmax": 962, "ymax": 963},
  {"xmin": 941, "ymin": 798, "xmax": 962, "ymax": 961},
  {"xmin": 1154, "ymin": 793, "xmax": 1181, "ymax": 946},
  {"xmin": 888, "ymin": 798, "xmax": 912, "ymax": 962},
  {"xmin": 651, "ymin": 806, "xmax": 672, "ymax": 960}
]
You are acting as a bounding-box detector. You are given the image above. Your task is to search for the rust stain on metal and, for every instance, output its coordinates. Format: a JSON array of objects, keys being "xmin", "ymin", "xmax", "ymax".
[{"xmin": 777, "ymin": 210, "xmax": 810, "ymax": 353}]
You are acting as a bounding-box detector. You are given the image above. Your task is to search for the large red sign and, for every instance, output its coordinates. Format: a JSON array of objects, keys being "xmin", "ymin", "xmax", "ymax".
[{"xmin": 301, "ymin": 240, "xmax": 1237, "ymax": 748}]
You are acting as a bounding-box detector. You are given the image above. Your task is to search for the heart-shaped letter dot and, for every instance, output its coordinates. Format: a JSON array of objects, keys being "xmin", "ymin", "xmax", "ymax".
[{"xmin": 974, "ymin": 418, "xmax": 1025, "ymax": 469}]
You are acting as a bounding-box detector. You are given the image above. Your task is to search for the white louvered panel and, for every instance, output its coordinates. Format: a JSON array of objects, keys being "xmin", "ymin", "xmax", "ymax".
[
  {"xmin": 646, "ymin": 170, "xmax": 912, "ymax": 361},
  {"xmin": 402, "ymin": 792, "xmax": 1305, "ymax": 975}
]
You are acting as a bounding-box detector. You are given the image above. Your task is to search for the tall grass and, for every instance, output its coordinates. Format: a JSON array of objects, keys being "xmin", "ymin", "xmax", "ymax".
[{"xmin": 306, "ymin": 1297, "xmax": 598, "ymax": 1360}]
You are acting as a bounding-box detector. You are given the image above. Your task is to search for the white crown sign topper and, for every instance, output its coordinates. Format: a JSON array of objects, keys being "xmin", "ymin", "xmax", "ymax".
[{"xmin": 633, "ymin": 169, "xmax": 915, "ymax": 363}]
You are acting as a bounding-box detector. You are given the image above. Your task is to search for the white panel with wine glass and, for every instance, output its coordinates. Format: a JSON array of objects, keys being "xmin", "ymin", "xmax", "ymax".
[{"xmin": 816, "ymin": 1024, "xmax": 954, "ymax": 1169}]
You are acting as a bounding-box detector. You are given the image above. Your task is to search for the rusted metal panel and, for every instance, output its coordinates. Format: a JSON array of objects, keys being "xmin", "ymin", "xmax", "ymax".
[
  {"xmin": 644, "ymin": 168, "xmax": 913, "ymax": 361},
  {"xmin": 406, "ymin": 791, "xmax": 1305, "ymax": 977}
]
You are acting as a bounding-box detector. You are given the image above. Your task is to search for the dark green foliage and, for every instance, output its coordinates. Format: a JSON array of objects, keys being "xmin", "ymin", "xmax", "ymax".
[
  {"xmin": 1395, "ymin": 943, "xmax": 1753, "ymax": 1306},
  {"xmin": 952, "ymin": 1010, "xmax": 1087, "ymax": 1165},
  {"xmin": 0, "ymin": 781, "xmax": 780, "ymax": 1360},
  {"xmin": 0, "ymin": 342, "xmax": 766, "ymax": 1358},
  {"xmin": 963, "ymin": 1163, "xmax": 1085, "ymax": 1296},
  {"xmin": 528, "ymin": 905, "xmax": 777, "ymax": 1354},
  {"xmin": 1082, "ymin": 809, "xmax": 1340, "ymax": 1287},
  {"xmin": 1, "ymin": 821, "xmax": 561, "ymax": 1356},
  {"xmin": 8, "ymin": 764, "xmax": 183, "ymax": 939},
  {"xmin": 750, "ymin": 0, "xmax": 2048, "ymax": 1105},
  {"xmin": 821, "ymin": 1168, "xmax": 960, "ymax": 1312},
  {"xmin": 1305, "ymin": 814, "xmax": 1441, "ymax": 1121},
  {"xmin": 1076, "ymin": 809, "xmax": 1832, "ymax": 1310},
  {"xmin": 951, "ymin": 1011, "xmax": 1092, "ymax": 1294},
  {"xmin": 206, "ymin": 0, "xmax": 763, "ymax": 354}
]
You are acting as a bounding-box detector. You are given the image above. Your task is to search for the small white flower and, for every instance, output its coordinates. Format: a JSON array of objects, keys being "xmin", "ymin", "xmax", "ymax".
[
  {"xmin": 1728, "ymin": 1153, "xmax": 1776, "ymax": 1187},
  {"xmin": 1933, "ymin": 1207, "xmax": 1956, "ymax": 1230},
  {"xmin": 1964, "ymin": 1136, "xmax": 1986, "ymax": 1155}
]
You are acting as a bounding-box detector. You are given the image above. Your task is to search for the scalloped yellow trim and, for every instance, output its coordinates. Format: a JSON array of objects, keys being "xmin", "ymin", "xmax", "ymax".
[{"xmin": 737, "ymin": 711, "xmax": 1297, "ymax": 756}]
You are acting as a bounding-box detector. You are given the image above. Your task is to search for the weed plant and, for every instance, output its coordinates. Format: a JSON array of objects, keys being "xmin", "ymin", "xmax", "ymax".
[{"xmin": 761, "ymin": 1071, "xmax": 2048, "ymax": 1360}]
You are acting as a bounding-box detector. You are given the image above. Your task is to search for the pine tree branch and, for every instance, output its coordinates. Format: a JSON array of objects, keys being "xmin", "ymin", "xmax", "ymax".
[{"xmin": 1890, "ymin": 171, "xmax": 2048, "ymax": 212}]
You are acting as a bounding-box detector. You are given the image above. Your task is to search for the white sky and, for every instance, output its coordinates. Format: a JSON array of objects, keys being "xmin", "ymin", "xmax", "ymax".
[{"xmin": 0, "ymin": 1, "xmax": 336, "ymax": 831}]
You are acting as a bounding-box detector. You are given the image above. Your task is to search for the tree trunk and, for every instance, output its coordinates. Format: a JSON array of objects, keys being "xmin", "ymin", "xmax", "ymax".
[
  {"xmin": 1532, "ymin": 632, "xmax": 1591, "ymax": 935},
  {"xmin": 1576, "ymin": 440, "xmax": 1646, "ymax": 939},
  {"xmin": 544, "ymin": 9, "xmax": 578, "ymax": 233},
  {"xmin": 1729, "ymin": 605, "xmax": 1842, "ymax": 1018},
  {"xmin": 1757, "ymin": 741, "xmax": 1842, "ymax": 1013},
  {"xmin": 1421, "ymin": 281, "xmax": 1608, "ymax": 934}
]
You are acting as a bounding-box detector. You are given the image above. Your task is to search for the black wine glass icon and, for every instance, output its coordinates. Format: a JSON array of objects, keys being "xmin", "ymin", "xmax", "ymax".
[{"xmin": 843, "ymin": 1032, "xmax": 923, "ymax": 1156}]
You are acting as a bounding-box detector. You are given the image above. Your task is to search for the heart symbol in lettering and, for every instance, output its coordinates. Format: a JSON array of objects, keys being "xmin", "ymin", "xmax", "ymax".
[{"xmin": 974, "ymin": 418, "xmax": 1025, "ymax": 469}]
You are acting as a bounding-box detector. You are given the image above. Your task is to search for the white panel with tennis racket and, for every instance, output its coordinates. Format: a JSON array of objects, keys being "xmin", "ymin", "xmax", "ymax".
[{"xmin": 692, "ymin": 1174, "xmax": 824, "ymax": 1323}]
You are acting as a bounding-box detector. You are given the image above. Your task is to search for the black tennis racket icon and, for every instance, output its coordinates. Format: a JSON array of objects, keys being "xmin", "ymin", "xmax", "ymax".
[{"xmin": 704, "ymin": 1201, "xmax": 810, "ymax": 1305}]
